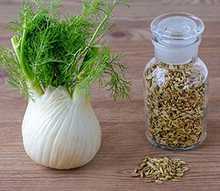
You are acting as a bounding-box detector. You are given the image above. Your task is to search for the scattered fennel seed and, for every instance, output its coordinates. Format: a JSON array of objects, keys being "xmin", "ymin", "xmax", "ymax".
[{"xmin": 131, "ymin": 156, "xmax": 189, "ymax": 184}]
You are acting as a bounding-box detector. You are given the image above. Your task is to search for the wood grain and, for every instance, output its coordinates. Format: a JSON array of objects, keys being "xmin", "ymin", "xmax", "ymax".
[{"xmin": 0, "ymin": 0, "xmax": 220, "ymax": 190}]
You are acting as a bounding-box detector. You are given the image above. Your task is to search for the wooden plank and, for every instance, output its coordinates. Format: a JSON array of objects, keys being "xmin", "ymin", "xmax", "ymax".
[{"xmin": 0, "ymin": 0, "xmax": 220, "ymax": 190}]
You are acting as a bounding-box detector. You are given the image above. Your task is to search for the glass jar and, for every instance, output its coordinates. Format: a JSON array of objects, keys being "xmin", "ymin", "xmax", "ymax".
[{"xmin": 144, "ymin": 13, "xmax": 208, "ymax": 150}]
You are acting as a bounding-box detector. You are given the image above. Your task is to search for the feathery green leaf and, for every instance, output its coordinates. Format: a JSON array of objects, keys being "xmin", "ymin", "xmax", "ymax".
[{"xmin": 0, "ymin": 0, "xmax": 130, "ymax": 99}]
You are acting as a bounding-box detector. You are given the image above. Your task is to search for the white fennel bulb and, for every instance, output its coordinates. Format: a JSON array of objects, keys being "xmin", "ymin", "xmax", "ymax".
[
  {"xmin": 22, "ymin": 87, "xmax": 101, "ymax": 169},
  {"xmin": 0, "ymin": 0, "xmax": 129, "ymax": 170}
]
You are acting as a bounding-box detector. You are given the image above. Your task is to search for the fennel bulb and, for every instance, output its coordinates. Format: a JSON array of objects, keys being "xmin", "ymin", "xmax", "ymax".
[
  {"xmin": 22, "ymin": 87, "xmax": 101, "ymax": 169},
  {"xmin": 0, "ymin": 0, "xmax": 129, "ymax": 169}
]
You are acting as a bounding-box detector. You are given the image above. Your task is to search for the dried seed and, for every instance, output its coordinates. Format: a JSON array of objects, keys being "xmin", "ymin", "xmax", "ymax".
[
  {"xmin": 155, "ymin": 180, "xmax": 163, "ymax": 184},
  {"xmin": 140, "ymin": 171, "xmax": 145, "ymax": 178},
  {"xmin": 131, "ymin": 172, "xmax": 140, "ymax": 177},
  {"xmin": 144, "ymin": 61, "xmax": 207, "ymax": 149},
  {"xmin": 131, "ymin": 156, "xmax": 189, "ymax": 184},
  {"xmin": 171, "ymin": 178, "xmax": 181, "ymax": 182},
  {"xmin": 131, "ymin": 169, "xmax": 140, "ymax": 177}
]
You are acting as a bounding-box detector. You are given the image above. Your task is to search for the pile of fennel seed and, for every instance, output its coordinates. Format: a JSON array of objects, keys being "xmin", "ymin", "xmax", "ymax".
[{"xmin": 131, "ymin": 156, "xmax": 189, "ymax": 183}]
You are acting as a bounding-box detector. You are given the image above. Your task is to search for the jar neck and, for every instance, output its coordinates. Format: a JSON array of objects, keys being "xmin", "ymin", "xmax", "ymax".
[{"xmin": 153, "ymin": 39, "xmax": 200, "ymax": 64}]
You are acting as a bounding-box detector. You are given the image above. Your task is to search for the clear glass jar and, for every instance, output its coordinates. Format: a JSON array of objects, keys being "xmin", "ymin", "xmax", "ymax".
[{"xmin": 144, "ymin": 13, "xmax": 208, "ymax": 150}]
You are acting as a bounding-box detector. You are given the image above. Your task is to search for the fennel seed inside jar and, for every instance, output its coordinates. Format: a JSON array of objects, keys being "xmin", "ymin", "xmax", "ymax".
[{"xmin": 144, "ymin": 13, "xmax": 208, "ymax": 150}]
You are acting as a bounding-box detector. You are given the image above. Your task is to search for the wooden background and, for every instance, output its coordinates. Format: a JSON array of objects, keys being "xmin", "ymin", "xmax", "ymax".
[{"xmin": 0, "ymin": 0, "xmax": 220, "ymax": 190}]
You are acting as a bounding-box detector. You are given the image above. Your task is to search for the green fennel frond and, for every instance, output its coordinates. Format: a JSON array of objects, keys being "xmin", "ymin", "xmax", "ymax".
[
  {"xmin": 0, "ymin": 0, "xmax": 130, "ymax": 99},
  {"xmin": 0, "ymin": 47, "xmax": 29, "ymax": 97}
]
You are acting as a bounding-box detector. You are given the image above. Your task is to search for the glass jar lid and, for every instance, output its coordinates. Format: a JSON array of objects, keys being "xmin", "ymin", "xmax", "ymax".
[{"xmin": 151, "ymin": 13, "xmax": 205, "ymax": 47}]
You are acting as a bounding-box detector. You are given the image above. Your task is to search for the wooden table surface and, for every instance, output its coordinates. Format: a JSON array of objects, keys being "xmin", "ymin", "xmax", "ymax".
[{"xmin": 0, "ymin": 0, "xmax": 220, "ymax": 191}]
